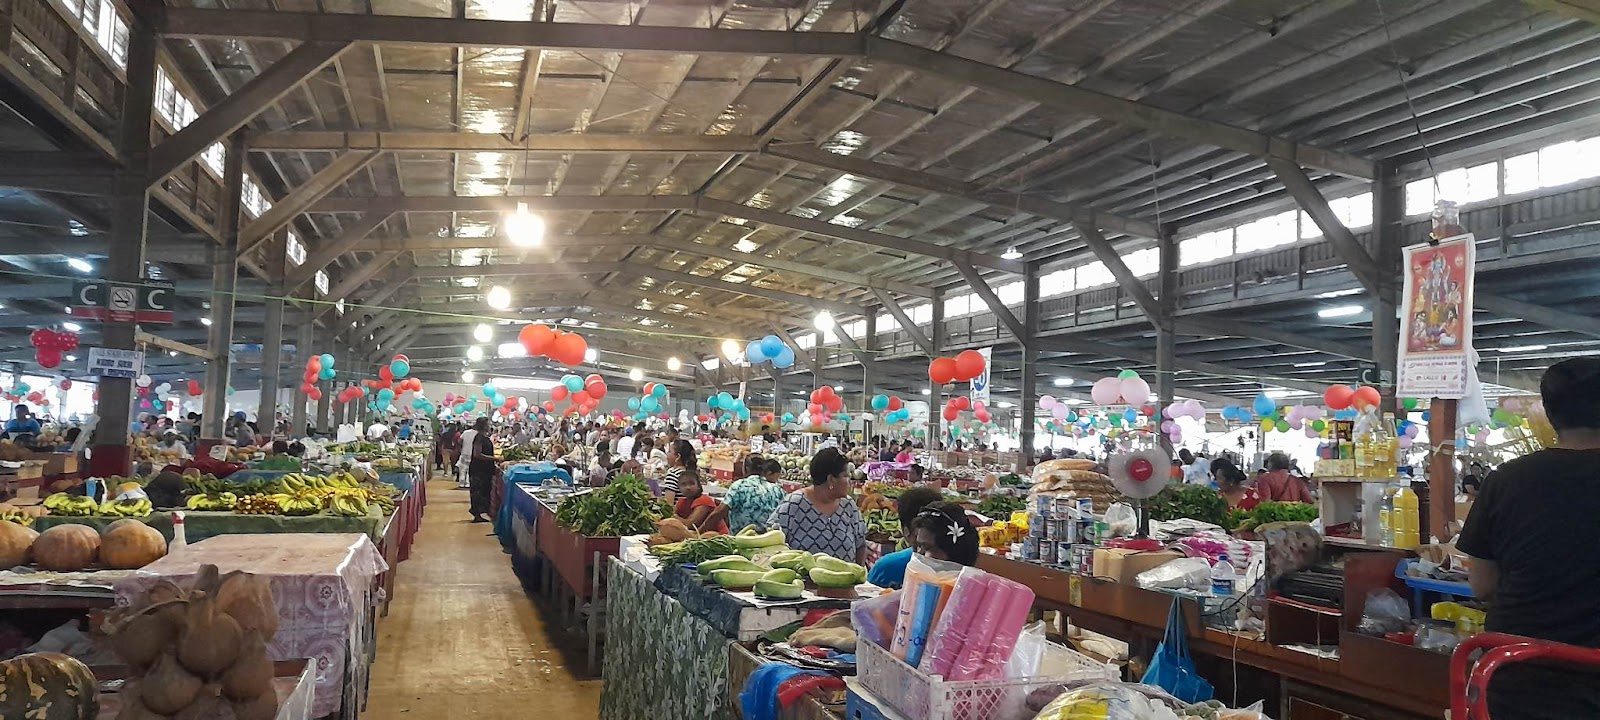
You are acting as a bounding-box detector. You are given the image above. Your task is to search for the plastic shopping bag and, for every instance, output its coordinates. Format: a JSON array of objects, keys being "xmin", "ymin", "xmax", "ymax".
[{"xmin": 1140, "ymin": 597, "xmax": 1214, "ymax": 704}]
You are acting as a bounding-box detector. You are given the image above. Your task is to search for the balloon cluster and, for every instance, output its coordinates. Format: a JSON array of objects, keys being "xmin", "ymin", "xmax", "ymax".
[
  {"xmin": 941, "ymin": 395, "xmax": 990, "ymax": 423},
  {"xmin": 550, "ymin": 374, "xmax": 608, "ymax": 416},
  {"xmin": 744, "ymin": 335, "xmax": 797, "ymax": 369},
  {"xmin": 870, "ymin": 394, "xmax": 910, "ymax": 423},
  {"xmin": 626, "ymin": 382, "xmax": 670, "ymax": 420},
  {"xmin": 928, "ymin": 350, "xmax": 987, "ymax": 386},
  {"xmin": 804, "ymin": 386, "xmax": 844, "ymax": 426},
  {"xmin": 1157, "ymin": 399, "xmax": 1207, "ymax": 443},
  {"xmin": 187, "ymin": 379, "xmax": 202, "ymax": 397},
  {"xmin": 300, "ymin": 352, "xmax": 337, "ymax": 401},
  {"xmin": 518, "ymin": 324, "xmax": 590, "ymax": 367},
  {"xmin": 1323, "ymin": 384, "xmax": 1383, "ymax": 412},
  {"xmin": 1089, "ymin": 370, "xmax": 1150, "ymax": 406},
  {"xmin": 1038, "ymin": 395, "xmax": 1079, "ymax": 423},
  {"xmin": 336, "ymin": 383, "xmax": 367, "ymax": 405},
  {"xmin": 710, "ymin": 391, "xmax": 752, "ymax": 422},
  {"xmin": 30, "ymin": 328, "xmax": 79, "ymax": 369}
]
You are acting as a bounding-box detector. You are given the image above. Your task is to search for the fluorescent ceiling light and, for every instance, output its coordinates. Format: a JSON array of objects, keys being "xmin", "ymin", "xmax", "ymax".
[
  {"xmin": 721, "ymin": 339, "xmax": 741, "ymax": 360},
  {"xmin": 1265, "ymin": 389, "xmax": 1314, "ymax": 398},
  {"xmin": 1497, "ymin": 344, "xmax": 1548, "ymax": 353},
  {"xmin": 629, "ymin": 368, "xmax": 644, "ymax": 382},
  {"xmin": 466, "ymin": 346, "xmax": 484, "ymax": 361},
  {"xmin": 461, "ymin": 370, "xmax": 475, "ymax": 383},
  {"xmin": 486, "ymin": 285, "xmax": 512, "ymax": 310},
  {"xmin": 65, "ymin": 354, "xmax": 76, "ymax": 362},
  {"xmin": 833, "ymin": 385, "xmax": 844, "ymax": 392},
  {"xmin": 62, "ymin": 321, "xmax": 82, "ymax": 332},
  {"xmin": 487, "ymin": 377, "xmax": 559, "ymax": 391},
  {"xmin": 1293, "ymin": 361, "xmax": 1327, "ymax": 367},
  {"xmin": 996, "ymin": 401, "xmax": 1015, "ymax": 409},
  {"xmin": 1060, "ymin": 398, "xmax": 1085, "ymax": 405},
  {"xmin": 583, "ymin": 348, "xmax": 598, "ymax": 363},
  {"xmin": 1317, "ymin": 305, "xmax": 1364, "ymax": 318},
  {"xmin": 1001, "ymin": 246, "xmax": 1022, "ymax": 260},
  {"xmin": 473, "ymin": 324, "xmax": 493, "ymax": 343},
  {"xmin": 496, "ymin": 343, "xmax": 525, "ymax": 359},
  {"xmin": 920, "ymin": 388, "xmax": 931, "ymax": 396},
  {"xmin": 200, "ymin": 318, "xmax": 213, "ymax": 326},
  {"xmin": 67, "ymin": 258, "xmax": 93, "ymax": 273},
  {"xmin": 1052, "ymin": 377, "xmax": 1075, "ymax": 387},
  {"xmin": 1313, "ymin": 288, "xmax": 1362, "ymax": 299},
  {"xmin": 667, "ymin": 357, "xmax": 682, "ymax": 372}
]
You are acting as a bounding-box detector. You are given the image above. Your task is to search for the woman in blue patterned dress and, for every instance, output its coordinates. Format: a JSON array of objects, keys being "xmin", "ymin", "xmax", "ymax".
[{"xmin": 767, "ymin": 447, "xmax": 867, "ymax": 563}]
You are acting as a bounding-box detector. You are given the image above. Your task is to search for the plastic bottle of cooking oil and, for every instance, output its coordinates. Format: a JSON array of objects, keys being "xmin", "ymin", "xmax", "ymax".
[
  {"xmin": 1393, "ymin": 486, "xmax": 1420, "ymax": 549},
  {"xmin": 1378, "ymin": 413, "xmax": 1400, "ymax": 478},
  {"xmin": 1378, "ymin": 485, "xmax": 1395, "ymax": 546},
  {"xmin": 1354, "ymin": 422, "xmax": 1373, "ymax": 479}
]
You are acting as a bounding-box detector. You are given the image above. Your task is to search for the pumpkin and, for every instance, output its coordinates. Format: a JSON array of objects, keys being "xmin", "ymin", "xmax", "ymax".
[
  {"xmin": 100, "ymin": 521, "xmax": 167, "ymax": 570},
  {"xmin": 0, "ymin": 520, "xmax": 38, "ymax": 567},
  {"xmin": 0, "ymin": 652, "xmax": 100, "ymax": 720},
  {"xmin": 32, "ymin": 524, "xmax": 100, "ymax": 571}
]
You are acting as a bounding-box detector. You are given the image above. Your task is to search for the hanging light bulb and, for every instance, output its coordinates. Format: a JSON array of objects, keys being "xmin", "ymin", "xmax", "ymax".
[
  {"xmin": 486, "ymin": 285, "xmax": 512, "ymax": 310},
  {"xmin": 813, "ymin": 311, "xmax": 835, "ymax": 332},
  {"xmin": 473, "ymin": 323, "xmax": 493, "ymax": 343},
  {"xmin": 1001, "ymin": 246, "xmax": 1023, "ymax": 260},
  {"xmin": 629, "ymin": 368, "xmax": 644, "ymax": 382},
  {"xmin": 722, "ymin": 339, "xmax": 741, "ymax": 360},
  {"xmin": 667, "ymin": 357, "xmax": 682, "ymax": 371},
  {"xmin": 584, "ymin": 348, "xmax": 598, "ymax": 363},
  {"xmin": 505, "ymin": 201, "xmax": 545, "ymax": 247},
  {"xmin": 466, "ymin": 346, "xmax": 484, "ymax": 361}
]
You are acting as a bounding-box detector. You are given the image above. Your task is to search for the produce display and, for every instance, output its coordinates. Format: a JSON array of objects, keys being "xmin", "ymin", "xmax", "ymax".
[
  {"xmin": 555, "ymin": 474, "xmax": 670, "ymax": 536},
  {"xmin": 1146, "ymin": 484, "xmax": 1231, "ymax": 526},
  {"xmin": 100, "ymin": 519, "xmax": 168, "ymax": 569},
  {"xmin": 499, "ymin": 443, "xmax": 546, "ymax": 463},
  {"xmin": 252, "ymin": 455, "xmax": 303, "ymax": 471},
  {"xmin": 1223, "ymin": 501, "xmax": 1319, "ymax": 532},
  {"xmin": 31, "ymin": 524, "xmax": 101, "ymax": 571},
  {"xmin": 0, "ymin": 520, "xmax": 39, "ymax": 567},
  {"xmin": 102, "ymin": 564, "xmax": 280, "ymax": 720},
  {"xmin": 865, "ymin": 509, "xmax": 901, "ymax": 544},
  {"xmin": 41, "ymin": 493, "xmax": 98, "ymax": 517},
  {"xmin": 187, "ymin": 492, "xmax": 239, "ymax": 511},
  {"xmin": 977, "ymin": 494, "xmax": 1026, "ymax": 518},
  {"xmin": 96, "ymin": 497, "xmax": 153, "ymax": 518},
  {"xmin": 0, "ymin": 652, "xmax": 99, "ymax": 720},
  {"xmin": 0, "ymin": 502, "xmax": 44, "ymax": 527},
  {"xmin": 649, "ymin": 535, "xmax": 741, "ymax": 565}
]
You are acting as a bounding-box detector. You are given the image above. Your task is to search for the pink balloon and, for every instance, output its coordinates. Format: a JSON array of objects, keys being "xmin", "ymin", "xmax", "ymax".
[
  {"xmin": 1090, "ymin": 377, "xmax": 1122, "ymax": 405},
  {"xmin": 1404, "ymin": 424, "xmax": 1420, "ymax": 438},
  {"xmin": 1398, "ymin": 436, "xmax": 1413, "ymax": 449},
  {"xmin": 1039, "ymin": 395, "xmax": 1057, "ymax": 410},
  {"xmin": 1120, "ymin": 377, "xmax": 1150, "ymax": 404}
]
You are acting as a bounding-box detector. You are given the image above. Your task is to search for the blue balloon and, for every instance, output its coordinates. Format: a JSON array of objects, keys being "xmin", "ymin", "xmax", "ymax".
[
  {"xmin": 15, "ymin": 382, "xmax": 29, "ymax": 394},
  {"xmin": 377, "ymin": 388, "xmax": 395, "ymax": 403},
  {"xmin": 1252, "ymin": 393, "xmax": 1277, "ymax": 418},
  {"xmin": 226, "ymin": 386, "xmax": 235, "ymax": 396},
  {"xmin": 707, "ymin": 395, "xmax": 721, "ymax": 410},
  {"xmin": 717, "ymin": 392, "xmax": 734, "ymax": 408},
  {"xmin": 1066, "ymin": 411, "xmax": 1078, "ymax": 423},
  {"xmin": 641, "ymin": 396, "xmax": 660, "ymax": 413},
  {"xmin": 871, "ymin": 394, "xmax": 889, "ymax": 411},
  {"xmin": 627, "ymin": 397, "xmax": 640, "ymax": 411},
  {"xmin": 390, "ymin": 359, "xmax": 410, "ymax": 379},
  {"xmin": 746, "ymin": 342, "xmax": 767, "ymax": 364},
  {"xmin": 320, "ymin": 353, "xmax": 336, "ymax": 367},
  {"xmin": 319, "ymin": 367, "xmax": 336, "ymax": 380},
  {"xmin": 738, "ymin": 407, "xmax": 751, "ymax": 420},
  {"xmin": 464, "ymin": 398, "xmax": 477, "ymax": 411},
  {"xmin": 563, "ymin": 376, "xmax": 583, "ymax": 392},
  {"xmin": 760, "ymin": 334, "xmax": 784, "ymax": 357},
  {"xmin": 772, "ymin": 346, "xmax": 796, "ymax": 369},
  {"xmin": 782, "ymin": 412, "xmax": 795, "ymax": 423},
  {"xmin": 652, "ymin": 383, "xmax": 668, "ymax": 399},
  {"xmin": 1123, "ymin": 408, "xmax": 1138, "ymax": 423},
  {"xmin": 1421, "ymin": 411, "xmax": 1432, "ymax": 422}
]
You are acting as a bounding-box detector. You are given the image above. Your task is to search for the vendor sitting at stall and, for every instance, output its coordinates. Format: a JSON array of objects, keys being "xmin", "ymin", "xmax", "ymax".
[
  {"xmin": 1211, "ymin": 457, "xmax": 1259, "ymax": 510},
  {"xmin": 906, "ymin": 501, "xmax": 980, "ymax": 567},
  {"xmin": 866, "ymin": 485, "xmax": 943, "ymax": 588},
  {"xmin": 768, "ymin": 447, "xmax": 867, "ymax": 564},
  {"xmin": 674, "ymin": 469, "xmax": 728, "ymax": 535},
  {"xmin": 720, "ymin": 458, "xmax": 788, "ymax": 532},
  {"xmin": 1255, "ymin": 451, "xmax": 1313, "ymax": 503},
  {"xmin": 1460, "ymin": 357, "xmax": 1600, "ymax": 719},
  {"xmin": 155, "ymin": 429, "xmax": 192, "ymax": 460}
]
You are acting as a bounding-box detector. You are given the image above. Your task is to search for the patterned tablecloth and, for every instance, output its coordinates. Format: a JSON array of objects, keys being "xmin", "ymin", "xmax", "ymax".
[
  {"xmin": 112, "ymin": 533, "xmax": 388, "ymax": 719},
  {"xmin": 33, "ymin": 508, "xmax": 387, "ymax": 543},
  {"xmin": 599, "ymin": 558, "xmax": 738, "ymax": 720}
]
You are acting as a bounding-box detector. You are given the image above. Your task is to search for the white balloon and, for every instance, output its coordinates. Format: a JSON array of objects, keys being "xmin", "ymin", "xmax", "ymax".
[{"xmin": 135, "ymin": 375, "xmax": 152, "ymax": 388}]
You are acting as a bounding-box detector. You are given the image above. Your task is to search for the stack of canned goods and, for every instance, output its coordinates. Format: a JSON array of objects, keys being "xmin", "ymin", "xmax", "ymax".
[{"xmin": 1022, "ymin": 495, "xmax": 1098, "ymax": 570}]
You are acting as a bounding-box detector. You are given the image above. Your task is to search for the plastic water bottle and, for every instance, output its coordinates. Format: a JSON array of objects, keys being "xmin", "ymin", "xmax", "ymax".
[{"xmin": 1210, "ymin": 553, "xmax": 1234, "ymax": 596}]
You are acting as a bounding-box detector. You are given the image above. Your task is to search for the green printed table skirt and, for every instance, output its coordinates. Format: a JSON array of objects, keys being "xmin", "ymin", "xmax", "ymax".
[
  {"xmin": 599, "ymin": 558, "xmax": 736, "ymax": 720},
  {"xmin": 33, "ymin": 508, "xmax": 386, "ymax": 544}
]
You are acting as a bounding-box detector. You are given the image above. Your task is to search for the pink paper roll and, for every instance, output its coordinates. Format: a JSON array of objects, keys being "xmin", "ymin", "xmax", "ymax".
[
  {"xmin": 948, "ymin": 577, "xmax": 1013, "ymax": 681},
  {"xmin": 918, "ymin": 572, "xmax": 993, "ymax": 677},
  {"xmin": 975, "ymin": 580, "xmax": 1037, "ymax": 680}
]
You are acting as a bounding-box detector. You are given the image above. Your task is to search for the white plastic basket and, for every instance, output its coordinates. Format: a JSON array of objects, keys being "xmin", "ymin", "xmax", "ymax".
[{"xmin": 857, "ymin": 637, "xmax": 1118, "ymax": 720}]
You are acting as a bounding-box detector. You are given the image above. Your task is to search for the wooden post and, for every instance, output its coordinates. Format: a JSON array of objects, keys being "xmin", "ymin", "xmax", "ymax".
[{"xmin": 1426, "ymin": 398, "xmax": 1458, "ymax": 542}]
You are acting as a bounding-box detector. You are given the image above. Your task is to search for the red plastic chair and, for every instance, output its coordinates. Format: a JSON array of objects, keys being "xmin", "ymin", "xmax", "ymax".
[{"xmin": 1450, "ymin": 632, "xmax": 1600, "ymax": 719}]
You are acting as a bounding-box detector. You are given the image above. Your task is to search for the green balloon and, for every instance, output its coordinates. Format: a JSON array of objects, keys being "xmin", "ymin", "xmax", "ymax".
[
  {"xmin": 1274, "ymin": 418, "xmax": 1290, "ymax": 433},
  {"xmin": 1402, "ymin": 397, "xmax": 1419, "ymax": 410},
  {"xmin": 1311, "ymin": 419, "xmax": 1326, "ymax": 432},
  {"xmin": 1118, "ymin": 369, "xmax": 1140, "ymax": 380}
]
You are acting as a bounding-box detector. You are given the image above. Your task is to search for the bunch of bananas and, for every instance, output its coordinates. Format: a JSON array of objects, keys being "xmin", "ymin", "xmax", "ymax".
[
  {"xmin": 98, "ymin": 498, "xmax": 153, "ymax": 517},
  {"xmin": 1, "ymin": 509, "xmax": 34, "ymax": 527},
  {"xmin": 327, "ymin": 490, "xmax": 371, "ymax": 517},
  {"xmin": 234, "ymin": 494, "xmax": 283, "ymax": 515},
  {"xmin": 274, "ymin": 472, "xmax": 362, "ymax": 497},
  {"xmin": 43, "ymin": 493, "xmax": 98, "ymax": 517},
  {"xmin": 183, "ymin": 474, "xmax": 228, "ymax": 495},
  {"xmin": 274, "ymin": 492, "xmax": 322, "ymax": 516},
  {"xmin": 187, "ymin": 492, "xmax": 239, "ymax": 511}
]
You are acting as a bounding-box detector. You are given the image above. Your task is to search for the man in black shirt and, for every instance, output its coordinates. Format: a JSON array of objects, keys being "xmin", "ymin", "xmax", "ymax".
[{"xmin": 1458, "ymin": 357, "xmax": 1600, "ymax": 719}]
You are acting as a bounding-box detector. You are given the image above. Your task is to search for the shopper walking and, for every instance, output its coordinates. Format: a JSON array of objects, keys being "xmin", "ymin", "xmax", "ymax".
[
  {"xmin": 467, "ymin": 416, "xmax": 496, "ymax": 523},
  {"xmin": 1254, "ymin": 452, "xmax": 1312, "ymax": 503},
  {"xmin": 1459, "ymin": 358, "xmax": 1600, "ymax": 719},
  {"xmin": 456, "ymin": 421, "xmax": 477, "ymax": 490}
]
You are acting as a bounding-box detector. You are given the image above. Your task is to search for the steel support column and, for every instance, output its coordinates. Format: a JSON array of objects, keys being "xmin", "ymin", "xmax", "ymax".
[
  {"xmin": 200, "ymin": 133, "xmax": 246, "ymax": 448},
  {"xmin": 1019, "ymin": 264, "xmax": 1040, "ymax": 468},
  {"xmin": 291, "ymin": 316, "xmax": 312, "ymax": 435},
  {"xmin": 314, "ymin": 330, "xmax": 331, "ymax": 434},
  {"xmin": 1372, "ymin": 161, "xmax": 1405, "ymax": 407},
  {"xmin": 862, "ymin": 313, "xmax": 877, "ymax": 403},
  {"xmin": 930, "ymin": 290, "xmax": 945, "ymax": 450},
  {"xmin": 257, "ymin": 279, "xmax": 286, "ymax": 441},
  {"xmin": 1156, "ymin": 231, "xmax": 1179, "ymax": 454},
  {"xmin": 90, "ymin": 16, "xmax": 159, "ymax": 476}
]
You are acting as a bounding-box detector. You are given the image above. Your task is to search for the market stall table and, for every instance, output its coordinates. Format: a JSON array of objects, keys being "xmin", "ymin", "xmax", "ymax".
[
  {"xmin": 93, "ymin": 659, "xmax": 318, "ymax": 720},
  {"xmin": 114, "ymin": 533, "xmax": 388, "ymax": 720},
  {"xmin": 505, "ymin": 481, "xmax": 614, "ymax": 674},
  {"xmin": 33, "ymin": 507, "xmax": 388, "ymax": 543}
]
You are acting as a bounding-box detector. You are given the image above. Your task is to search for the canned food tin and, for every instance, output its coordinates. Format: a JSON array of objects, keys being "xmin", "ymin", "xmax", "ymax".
[
  {"xmin": 1041, "ymin": 541, "xmax": 1059, "ymax": 565},
  {"xmin": 1034, "ymin": 494, "xmax": 1054, "ymax": 517},
  {"xmin": 1052, "ymin": 495, "xmax": 1077, "ymax": 518},
  {"xmin": 1022, "ymin": 536, "xmax": 1039, "ymax": 561},
  {"xmin": 1064, "ymin": 516, "xmax": 1079, "ymax": 544},
  {"xmin": 1077, "ymin": 497, "xmax": 1095, "ymax": 518},
  {"xmin": 1078, "ymin": 546, "xmax": 1095, "ymax": 576}
]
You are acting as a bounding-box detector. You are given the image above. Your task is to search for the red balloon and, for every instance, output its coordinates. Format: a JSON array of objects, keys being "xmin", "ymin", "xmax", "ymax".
[
  {"xmin": 1353, "ymin": 385, "xmax": 1383, "ymax": 411},
  {"xmin": 1323, "ymin": 384, "xmax": 1355, "ymax": 411},
  {"xmin": 519, "ymin": 324, "xmax": 555, "ymax": 357},
  {"xmin": 36, "ymin": 348, "xmax": 62, "ymax": 369},
  {"xmin": 301, "ymin": 383, "xmax": 315, "ymax": 394},
  {"xmin": 61, "ymin": 379, "xmax": 74, "ymax": 391},
  {"xmin": 187, "ymin": 380, "xmax": 201, "ymax": 396},
  {"xmin": 543, "ymin": 401, "xmax": 556, "ymax": 412},
  {"xmin": 56, "ymin": 332, "xmax": 78, "ymax": 351},
  {"xmin": 378, "ymin": 365, "xmax": 394, "ymax": 382},
  {"xmin": 308, "ymin": 388, "xmax": 323, "ymax": 401},
  {"xmin": 392, "ymin": 354, "xmax": 409, "ymax": 362},
  {"xmin": 587, "ymin": 382, "xmax": 608, "ymax": 400},
  {"xmin": 942, "ymin": 405, "xmax": 959, "ymax": 422},
  {"xmin": 808, "ymin": 403, "xmax": 824, "ymax": 416},
  {"xmin": 887, "ymin": 396, "xmax": 903, "ymax": 411},
  {"xmin": 503, "ymin": 396, "xmax": 518, "ymax": 408},
  {"xmin": 975, "ymin": 411, "xmax": 991, "ymax": 423},
  {"xmin": 952, "ymin": 396, "xmax": 971, "ymax": 411},
  {"xmin": 954, "ymin": 349, "xmax": 986, "ymax": 382},
  {"xmin": 827, "ymin": 397, "xmax": 843, "ymax": 412},
  {"xmin": 30, "ymin": 329, "xmax": 51, "ymax": 348},
  {"xmin": 929, "ymin": 357, "xmax": 958, "ymax": 385},
  {"xmin": 551, "ymin": 386, "xmax": 569, "ymax": 402},
  {"xmin": 553, "ymin": 332, "xmax": 589, "ymax": 366},
  {"xmin": 571, "ymin": 390, "xmax": 592, "ymax": 406},
  {"xmin": 26, "ymin": 391, "xmax": 43, "ymax": 403}
]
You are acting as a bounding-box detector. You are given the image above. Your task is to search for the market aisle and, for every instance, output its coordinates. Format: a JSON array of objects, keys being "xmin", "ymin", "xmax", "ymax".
[{"xmin": 364, "ymin": 478, "xmax": 602, "ymax": 719}]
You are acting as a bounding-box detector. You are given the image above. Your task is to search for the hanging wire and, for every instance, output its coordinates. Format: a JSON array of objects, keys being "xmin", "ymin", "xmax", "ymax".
[{"xmin": 1375, "ymin": 0, "xmax": 1440, "ymax": 192}]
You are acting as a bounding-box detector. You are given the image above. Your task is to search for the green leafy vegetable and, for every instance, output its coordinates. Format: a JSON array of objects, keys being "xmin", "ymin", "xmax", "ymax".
[
  {"xmin": 649, "ymin": 535, "xmax": 741, "ymax": 565},
  {"xmin": 555, "ymin": 474, "xmax": 670, "ymax": 536},
  {"xmin": 1248, "ymin": 501, "xmax": 1319, "ymax": 525},
  {"xmin": 977, "ymin": 494, "xmax": 1026, "ymax": 518},
  {"xmin": 1144, "ymin": 484, "xmax": 1229, "ymax": 526}
]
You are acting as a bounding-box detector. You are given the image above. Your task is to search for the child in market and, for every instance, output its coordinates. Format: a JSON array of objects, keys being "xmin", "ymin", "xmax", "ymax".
[{"xmin": 673, "ymin": 469, "xmax": 728, "ymax": 535}]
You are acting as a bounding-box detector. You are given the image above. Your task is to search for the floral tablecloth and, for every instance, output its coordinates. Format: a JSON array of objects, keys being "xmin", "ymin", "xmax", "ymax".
[
  {"xmin": 599, "ymin": 558, "xmax": 736, "ymax": 720},
  {"xmin": 112, "ymin": 533, "xmax": 388, "ymax": 719}
]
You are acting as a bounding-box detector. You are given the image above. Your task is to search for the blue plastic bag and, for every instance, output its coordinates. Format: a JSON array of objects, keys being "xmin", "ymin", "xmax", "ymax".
[{"xmin": 1140, "ymin": 597, "xmax": 1214, "ymax": 704}]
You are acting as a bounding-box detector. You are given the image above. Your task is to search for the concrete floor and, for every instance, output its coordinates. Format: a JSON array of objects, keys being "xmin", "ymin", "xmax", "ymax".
[{"xmin": 364, "ymin": 479, "xmax": 602, "ymax": 719}]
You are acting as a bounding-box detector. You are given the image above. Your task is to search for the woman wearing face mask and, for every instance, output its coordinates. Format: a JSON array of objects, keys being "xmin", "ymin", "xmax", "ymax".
[{"xmin": 767, "ymin": 448, "xmax": 867, "ymax": 563}]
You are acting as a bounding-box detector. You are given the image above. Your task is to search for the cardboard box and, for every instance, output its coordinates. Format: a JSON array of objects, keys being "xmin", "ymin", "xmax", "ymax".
[{"xmin": 1093, "ymin": 548, "xmax": 1184, "ymax": 585}]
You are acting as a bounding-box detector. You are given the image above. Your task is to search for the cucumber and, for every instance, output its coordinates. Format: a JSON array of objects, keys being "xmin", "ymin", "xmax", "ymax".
[
  {"xmin": 760, "ymin": 568, "xmax": 799, "ymax": 584},
  {"xmin": 698, "ymin": 555, "xmax": 764, "ymax": 575},
  {"xmin": 809, "ymin": 567, "xmax": 861, "ymax": 588},
  {"xmin": 754, "ymin": 578, "xmax": 805, "ymax": 599},
  {"xmin": 730, "ymin": 529, "xmax": 786, "ymax": 549},
  {"xmin": 709, "ymin": 569, "xmax": 767, "ymax": 588},
  {"xmin": 813, "ymin": 555, "xmax": 867, "ymax": 581}
]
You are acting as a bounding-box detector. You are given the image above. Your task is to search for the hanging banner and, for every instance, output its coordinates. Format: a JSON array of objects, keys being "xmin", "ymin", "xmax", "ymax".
[
  {"xmin": 969, "ymin": 347, "xmax": 993, "ymax": 404},
  {"xmin": 1397, "ymin": 233, "xmax": 1475, "ymax": 398}
]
